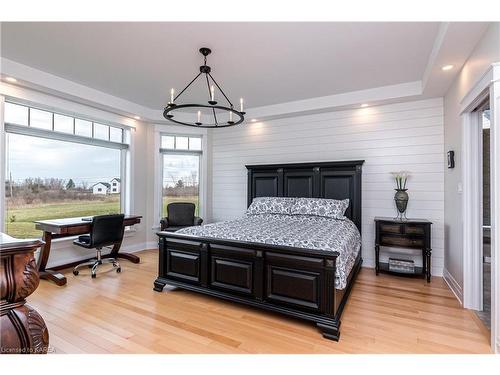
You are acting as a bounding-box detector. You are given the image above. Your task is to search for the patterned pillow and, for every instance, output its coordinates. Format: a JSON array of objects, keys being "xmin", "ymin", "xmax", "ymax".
[
  {"xmin": 246, "ymin": 197, "xmax": 296, "ymax": 215},
  {"xmin": 290, "ymin": 197, "xmax": 349, "ymax": 219}
]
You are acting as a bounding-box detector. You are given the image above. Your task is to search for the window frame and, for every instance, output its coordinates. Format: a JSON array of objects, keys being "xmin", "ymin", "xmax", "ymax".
[
  {"xmin": 1, "ymin": 100, "xmax": 131, "ymax": 236},
  {"xmin": 160, "ymin": 134, "xmax": 203, "ymax": 152},
  {"xmin": 3, "ymin": 102, "xmax": 126, "ymax": 144},
  {"xmin": 159, "ymin": 132, "xmax": 204, "ymax": 221}
]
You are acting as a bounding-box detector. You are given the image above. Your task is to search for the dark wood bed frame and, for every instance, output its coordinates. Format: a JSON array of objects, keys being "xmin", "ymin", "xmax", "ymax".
[{"xmin": 154, "ymin": 160, "xmax": 364, "ymax": 340}]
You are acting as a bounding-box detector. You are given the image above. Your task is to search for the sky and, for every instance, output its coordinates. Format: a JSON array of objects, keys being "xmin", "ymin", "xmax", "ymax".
[
  {"xmin": 6, "ymin": 133, "xmax": 200, "ymax": 188},
  {"xmin": 163, "ymin": 154, "xmax": 199, "ymax": 187},
  {"xmin": 6, "ymin": 133, "xmax": 121, "ymax": 187},
  {"xmin": 3, "ymin": 103, "xmax": 200, "ymax": 189}
]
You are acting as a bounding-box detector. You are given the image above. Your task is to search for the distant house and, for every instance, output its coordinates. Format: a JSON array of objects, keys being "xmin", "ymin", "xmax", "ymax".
[
  {"xmin": 92, "ymin": 182, "xmax": 110, "ymax": 195},
  {"xmin": 110, "ymin": 178, "xmax": 121, "ymax": 194}
]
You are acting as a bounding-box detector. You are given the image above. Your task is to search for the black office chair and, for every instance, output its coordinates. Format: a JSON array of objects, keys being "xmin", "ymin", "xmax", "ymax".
[
  {"xmin": 72, "ymin": 214, "xmax": 125, "ymax": 278},
  {"xmin": 160, "ymin": 202, "xmax": 203, "ymax": 232}
]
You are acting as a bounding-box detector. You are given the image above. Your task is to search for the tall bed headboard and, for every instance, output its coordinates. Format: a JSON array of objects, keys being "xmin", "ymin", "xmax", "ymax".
[{"xmin": 246, "ymin": 160, "xmax": 364, "ymax": 231}]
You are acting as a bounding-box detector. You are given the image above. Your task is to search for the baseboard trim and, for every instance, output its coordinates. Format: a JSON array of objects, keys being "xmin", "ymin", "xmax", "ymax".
[
  {"xmin": 46, "ymin": 241, "xmax": 156, "ymax": 270},
  {"xmin": 121, "ymin": 241, "xmax": 157, "ymax": 253},
  {"xmin": 443, "ymin": 267, "xmax": 463, "ymax": 305}
]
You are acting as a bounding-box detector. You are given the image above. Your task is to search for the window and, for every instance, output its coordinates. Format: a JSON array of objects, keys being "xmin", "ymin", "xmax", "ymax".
[
  {"xmin": 160, "ymin": 135, "xmax": 202, "ymax": 217},
  {"xmin": 54, "ymin": 114, "xmax": 73, "ymax": 134},
  {"xmin": 75, "ymin": 119, "xmax": 92, "ymax": 137},
  {"xmin": 110, "ymin": 127, "xmax": 123, "ymax": 143},
  {"xmin": 4, "ymin": 103, "xmax": 28, "ymax": 126},
  {"xmin": 30, "ymin": 108, "xmax": 52, "ymax": 130},
  {"xmin": 161, "ymin": 134, "xmax": 202, "ymax": 151},
  {"xmin": 93, "ymin": 123, "xmax": 109, "ymax": 141},
  {"xmin": 3, "ymin": 102, "xmax": 129, "ymax": 239}
]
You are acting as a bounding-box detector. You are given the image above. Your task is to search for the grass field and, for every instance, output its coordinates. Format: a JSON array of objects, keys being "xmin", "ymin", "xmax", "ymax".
[
  {"xmin": 5, "ymin": 196, "xmax": 120, "ymax": 238},
  {"xmin": 4, "ymin": 195, "xmax": 199, "ymax": 238}
]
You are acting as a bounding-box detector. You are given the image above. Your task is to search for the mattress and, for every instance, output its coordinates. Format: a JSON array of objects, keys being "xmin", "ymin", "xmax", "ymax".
[{"xmin": 177, "ymin": 213, "xmax": 361, "ymax": 289}]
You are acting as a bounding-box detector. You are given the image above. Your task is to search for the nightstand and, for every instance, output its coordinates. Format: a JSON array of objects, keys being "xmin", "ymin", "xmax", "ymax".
[{"xmin": 374, "ymin": 217, "xmax": 432, "ymax": 282}]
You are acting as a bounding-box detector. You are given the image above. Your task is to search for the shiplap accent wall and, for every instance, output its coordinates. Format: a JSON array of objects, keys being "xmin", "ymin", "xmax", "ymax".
[{"xmin": 210, "ymin": 98, "xmax": 445, "ymax": 275}]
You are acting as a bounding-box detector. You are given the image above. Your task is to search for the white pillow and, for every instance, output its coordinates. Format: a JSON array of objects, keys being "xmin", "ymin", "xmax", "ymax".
[
  {"xmin": 290, "ymin": 197, "xmax": 349, "ymax": 219},
  {"xmin": 246, "ymin": 197, "xmax": 295, "ymax": 215}
]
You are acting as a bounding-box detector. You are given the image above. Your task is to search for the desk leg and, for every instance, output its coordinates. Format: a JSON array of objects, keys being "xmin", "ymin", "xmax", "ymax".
[
  {"xmin": 375, "ymin": 244, "xmax": 380, "ymax": 275},
  {"xmin": 37, "ymin": 231, "xmax": 67, "ymax": 286},
  {"xmin": 425, "ymin": 248, "xmax": 432, "ymax": 283},
  {"xmin": 103, "ymin": 240, "xmax": 140, "ymax": 264}
]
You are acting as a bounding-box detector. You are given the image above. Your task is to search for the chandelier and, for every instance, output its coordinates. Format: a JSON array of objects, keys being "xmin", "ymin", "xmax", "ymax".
[{"xmin": 163, "ymin": 47, "xmax": 245, "ymax": 128}]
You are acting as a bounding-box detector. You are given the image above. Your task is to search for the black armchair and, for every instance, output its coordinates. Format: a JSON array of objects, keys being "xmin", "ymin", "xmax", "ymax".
[
  {"xmin": 160, "ymin": 202, "xmax": 203, "ymax": 232},
  {"xmin": 72, "ymin": 214, "xmax": 125, "ymax": 278}
]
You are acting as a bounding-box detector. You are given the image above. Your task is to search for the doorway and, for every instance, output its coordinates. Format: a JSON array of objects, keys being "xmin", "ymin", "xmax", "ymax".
[{"xmin": 476, "ymin": 103, "xmax": 491, "ymax": 330}]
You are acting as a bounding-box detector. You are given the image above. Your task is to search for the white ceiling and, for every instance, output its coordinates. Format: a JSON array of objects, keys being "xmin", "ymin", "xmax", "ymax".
[
  {"xmin": 0, "ymin": 22, "xmax": 491, "ymax": 118},
  {"xmin": 0, "ymin": 22, "xmax": 444, "ymax": 108}
]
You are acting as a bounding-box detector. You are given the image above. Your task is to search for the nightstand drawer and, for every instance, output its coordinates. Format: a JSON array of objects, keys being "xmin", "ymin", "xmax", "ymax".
[
  {"xmin": 380, "ymin": 236, "xmax": 424, "ymax": 248},
  {"xmin": 404, "ymin": 224, "xmax": 425, "ymax": 235},
  {"xmin": 379, "ymin": 223, "xmax": 403, "ymax": 234}
]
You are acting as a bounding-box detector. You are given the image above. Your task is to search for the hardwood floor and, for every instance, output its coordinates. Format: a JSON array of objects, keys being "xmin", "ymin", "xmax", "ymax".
[{"xmin": 29, "ymin": 249, "xmax": 491, "ymax": 354}]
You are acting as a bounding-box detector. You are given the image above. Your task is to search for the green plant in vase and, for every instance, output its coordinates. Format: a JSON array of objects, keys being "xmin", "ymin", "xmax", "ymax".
[{"xmin": 391, "ymin": 171, "xmax": 410, "ymax": 220}]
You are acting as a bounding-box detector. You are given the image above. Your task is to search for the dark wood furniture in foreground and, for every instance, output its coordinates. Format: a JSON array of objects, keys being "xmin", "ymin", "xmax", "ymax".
[
  {"xmin": 155, "ymin": 160, "xmax": 364, "ymax": 341},
  {"xmin": 34, "ymin": 215, "xmax": 142, "ymax": 286},
  {"xmin": 374, "ymin": 217, "xmax": 432, "ymax": 282},
  {"xmin": 1, "ymin": 233, "xmax": 49, "ymax": 354}
]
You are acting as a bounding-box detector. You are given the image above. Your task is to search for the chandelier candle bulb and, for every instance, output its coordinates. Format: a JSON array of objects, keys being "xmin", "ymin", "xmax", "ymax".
[
  {"xmin": 211, "ymin": 85, "xmax": 215, "ymax": 102},
  {"xmin": 170, "ymin": 88, "xmax": 175, "ymax": 103},
  {"xmin": 229, "ymin": 110, "xmax": 233, "ymax": 122},
  {"xmin": 197, "ymin": 111, "xmax": 201, "ymax": 123},
  {"xmin": 240, "ymin": 98, "xmax": 244, "ymax": 112}
]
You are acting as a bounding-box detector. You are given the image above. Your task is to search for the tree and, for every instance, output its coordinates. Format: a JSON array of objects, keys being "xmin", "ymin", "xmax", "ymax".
[{"xmin": 66, "ymin": 179, "xmax": 76, "ymax": 190}]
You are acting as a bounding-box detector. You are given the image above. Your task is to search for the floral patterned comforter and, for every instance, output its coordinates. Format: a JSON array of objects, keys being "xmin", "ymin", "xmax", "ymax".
[{"xmin": 177, "ymin": 214, "xmax": 361, "ymax": 289}]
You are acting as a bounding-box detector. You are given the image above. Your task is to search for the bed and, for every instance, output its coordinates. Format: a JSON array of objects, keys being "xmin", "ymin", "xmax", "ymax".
[{"xmin": 154, "ymin": 160, "xmax": 364, "ymax": 340}]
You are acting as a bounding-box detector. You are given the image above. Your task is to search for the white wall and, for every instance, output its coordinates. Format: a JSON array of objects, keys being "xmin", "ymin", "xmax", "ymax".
[
  {"xmin": 210, "ymin": 98, "xmax": 445, "ymax": 275},
  {"xmin": 443, "ymin": 23, "xmax": 500, "ymax": 299},
  {"xmin": 0, "ymin": 84, "xmax": 157, "ymax": 267}
]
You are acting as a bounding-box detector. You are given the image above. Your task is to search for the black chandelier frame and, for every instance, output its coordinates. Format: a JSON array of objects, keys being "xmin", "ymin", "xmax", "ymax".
[{"xmin": 163, "ymin": 47, "xmax": 245, "ymax": 128}]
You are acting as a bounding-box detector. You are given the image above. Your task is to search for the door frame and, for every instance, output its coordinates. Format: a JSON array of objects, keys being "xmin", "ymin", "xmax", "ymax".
[
  {"xmin": 461, "ymin": 107, "xmax": 484, "ymax": 311},
  {"xmin": 461, "ymin": 63, "xmax": 500, "ymax": 352}
]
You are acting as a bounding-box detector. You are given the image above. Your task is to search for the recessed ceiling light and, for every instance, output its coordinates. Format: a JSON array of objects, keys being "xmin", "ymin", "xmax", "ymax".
[
  {"xmin": 133, "ymin": 115, "xmax": 141, "ymax": 120},
  {"xmin": 5, "ymin": 76, "xmax": 17, "ymax": 83},
  {"xmin": 360, "ymin": 104, "xmax": 368, "ymax": 108},
  {"xmin": 441, "ymin": 65, "xmax": 454, "ymax": 71},
  {"xmin": 251, "ymin": 119, "xmax": 258, "ymax": 122}
]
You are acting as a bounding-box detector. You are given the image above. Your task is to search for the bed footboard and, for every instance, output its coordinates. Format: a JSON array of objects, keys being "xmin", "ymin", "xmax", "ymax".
[{"xmin": 154, "ymin": 233, "xmax": 362, "ymax": 341}]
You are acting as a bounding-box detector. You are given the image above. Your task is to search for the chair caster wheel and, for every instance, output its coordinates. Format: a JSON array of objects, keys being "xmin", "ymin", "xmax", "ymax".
[
  {"xmin": 91, "ymin": 273, "xmax": 96, "ymax": 278},
  {"xmin": 116, "ymin": 267, "xmax": 121, "ymax": 273},
  {"xmin": 73, "ymin": 270, "xmax": 79, "ymax": 276}
]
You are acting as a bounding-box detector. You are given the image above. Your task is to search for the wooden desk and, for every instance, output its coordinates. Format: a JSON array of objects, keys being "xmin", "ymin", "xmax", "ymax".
[
  {"xmin": 34, "ymin": 215, "xmax": 142, "ymax": 286},
  {"xmin": 1, "ymin": 233, "xmax": 49, "ymax": 354}
]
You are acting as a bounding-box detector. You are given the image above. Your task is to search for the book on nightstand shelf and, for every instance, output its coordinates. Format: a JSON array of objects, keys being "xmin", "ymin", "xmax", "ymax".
[{"xmin": 388, "ymin": 258, "xmax": 415, "ymax": 274}]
